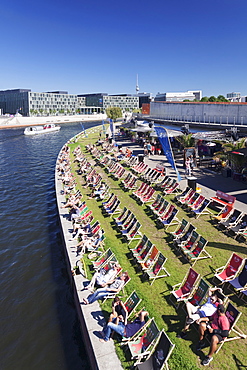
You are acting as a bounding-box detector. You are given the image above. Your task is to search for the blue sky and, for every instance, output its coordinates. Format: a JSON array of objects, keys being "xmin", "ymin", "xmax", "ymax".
[{"xmin": 1, "ymin": 0, "xmax": 247, "ymax": 98}]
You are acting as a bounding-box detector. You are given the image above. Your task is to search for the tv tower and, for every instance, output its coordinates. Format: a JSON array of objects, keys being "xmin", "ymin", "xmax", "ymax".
[{"xmin": 136, "ymin": 74, "xmax": 139, "ymax": 94}]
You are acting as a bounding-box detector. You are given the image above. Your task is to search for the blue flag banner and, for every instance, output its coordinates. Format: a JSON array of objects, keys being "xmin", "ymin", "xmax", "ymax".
[
  {"xmin": 80, "ymin": 123, "xmax": 88, "ymax": 137},
  {"xmin": 102, "ymin": 120, "xmax": 106, "ymax": 134},
  {"xmin": 109, "ymin": 118, "xmax": 114, "ymax": 137},
  {"xmin": 155, "ymin": 126, "xmax": 181, "ymax": 182}
]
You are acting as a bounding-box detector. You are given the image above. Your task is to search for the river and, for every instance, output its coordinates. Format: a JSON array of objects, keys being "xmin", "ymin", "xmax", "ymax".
[{"xmin": 0, "ymin": 122, "xmax": 98, "ymax": 370}]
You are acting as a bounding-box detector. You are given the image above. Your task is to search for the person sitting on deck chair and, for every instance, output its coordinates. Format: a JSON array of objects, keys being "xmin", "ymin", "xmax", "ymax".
[
  {"xmin": 177, "ymin": 287, "xmax": 223, "ymax": 339},
  {"xmin": 82, "ymin": 272, "xmax": 128, "ymax": 305},
  {"xmin": 84, "ymin": 263, "xmax": 120, "ymax": 292},
  {"xmin": 99, "ymin": 310, "xmax": 149, "ymax": 343},
  {"xmin": 197, "ymin": 304, "xmax": 230, "ymax": 366}
]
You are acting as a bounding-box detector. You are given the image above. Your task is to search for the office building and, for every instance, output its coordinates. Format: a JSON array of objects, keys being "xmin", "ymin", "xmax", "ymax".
[{"xmin": 154, "ymin": 90, "xmax": 202, "ymax": 102}]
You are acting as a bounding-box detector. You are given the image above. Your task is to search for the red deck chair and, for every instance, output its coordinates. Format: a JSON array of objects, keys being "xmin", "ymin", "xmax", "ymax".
[
  {"xmin": 169, "ymin": 267, "xmax": 200, "ymax": 308},
  {"xmin": 213, "ymin": 253, "xmax": 244, "ymax": 286}
]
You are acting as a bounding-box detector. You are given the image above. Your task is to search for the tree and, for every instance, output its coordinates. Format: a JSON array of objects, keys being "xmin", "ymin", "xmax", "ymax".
[
  {"xmin": 200, "ymin": 96, "xmax": 209, "ymax": 102},
  {"xmin": 208, "ymin": 96, "xmax": 217, "ymax": 102},
  {"xmin": 106, "ymin": 107, "xmax": 122, "ymax": 122},
  {"xmin": 217, "ymin": 95, "xmax": 228, "ymax": 102}
]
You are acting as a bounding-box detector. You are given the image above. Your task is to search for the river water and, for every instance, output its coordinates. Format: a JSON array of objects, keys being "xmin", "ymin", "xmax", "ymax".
[{"xmin": 0, "ymin": 122, "xmax": 99, "ymax": 370}]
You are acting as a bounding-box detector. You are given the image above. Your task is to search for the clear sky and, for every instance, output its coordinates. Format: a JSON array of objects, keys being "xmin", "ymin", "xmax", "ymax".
[{"xmin": 1, "ymin": 0, "xmax": 247, "ymax": 98}]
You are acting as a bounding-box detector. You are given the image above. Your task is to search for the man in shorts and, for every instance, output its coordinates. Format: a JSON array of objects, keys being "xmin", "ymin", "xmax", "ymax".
[{"xmin": 197, "ymin": 304, "xmax": 230, "ymax": 366}]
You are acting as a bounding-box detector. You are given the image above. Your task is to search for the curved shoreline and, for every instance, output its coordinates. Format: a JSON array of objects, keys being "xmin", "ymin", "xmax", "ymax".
[{"xmin": 55, "ymin": 128, "xmax": 123, "ymax": 370}]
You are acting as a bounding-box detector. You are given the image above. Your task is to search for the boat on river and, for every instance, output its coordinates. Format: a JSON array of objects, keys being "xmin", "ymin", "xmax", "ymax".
[{"xmin": 24, "ymin": 124, "xmax": 61, "ymax": 135}]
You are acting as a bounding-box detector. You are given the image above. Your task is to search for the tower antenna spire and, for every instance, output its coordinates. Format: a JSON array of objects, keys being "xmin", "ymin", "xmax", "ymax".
[{"xmin": 136, "ymin": 74, "xmax": 139, "ymax": 94}]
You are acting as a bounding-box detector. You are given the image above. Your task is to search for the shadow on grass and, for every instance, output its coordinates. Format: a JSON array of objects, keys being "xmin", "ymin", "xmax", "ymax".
[
  {"xmin": 208, "ymin": 241, "xmax": 247, "ymax": 255},
  {"xmin": 232, "ymin": 354, "xmax": 247, "ymax": 369}
]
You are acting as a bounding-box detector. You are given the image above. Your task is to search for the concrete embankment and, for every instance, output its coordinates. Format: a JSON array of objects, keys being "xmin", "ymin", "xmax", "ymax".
[
  {"xmin": 0, "ymin": 113, "xmax": 107, "ymax": 129},
  {"xmin": 55, "ymin": 127, "xmax": 123, "ymax": 370}
]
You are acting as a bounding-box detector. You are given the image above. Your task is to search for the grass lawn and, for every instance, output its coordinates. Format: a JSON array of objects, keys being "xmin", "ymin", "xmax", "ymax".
[{"xmin": 67, "ymin": 126, "xmax": 247, "ymax": 370}]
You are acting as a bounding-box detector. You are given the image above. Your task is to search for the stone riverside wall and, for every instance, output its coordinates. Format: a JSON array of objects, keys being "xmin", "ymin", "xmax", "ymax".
[
  {"xmin": 55, "ymin": 130, "xmax": 123, "ymax": 370},
  {"xmin": 150, "ymin": 101, "xmax": 247, "ymax": 125}
]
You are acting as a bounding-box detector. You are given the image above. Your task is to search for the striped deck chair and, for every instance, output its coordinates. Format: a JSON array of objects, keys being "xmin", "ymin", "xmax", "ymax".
[
  {"xmin": 146, "ymin": 252, "xmax": 170, "ymax": 285},
  {"xmin": 192, "ymin": 198, "xmax": 212, "ymax": 218},
  {"xmin": 160, "ymin": 207, "xmax": 179, "ymax": 229},
  {"xmin": 213, "ymin": 253, "xmax": 244, "ymax": 286},
  {"xmin": 174, "ymin": 224, "xmax": 196, "ymax": 249},
  {"xmin": 117, "ymin": 210, "xmax": 134, "ymax": 230},
  {"xmin": 178, "ymin": 188, "xmax": 195, "ymax": 206},
  {"xmin": 174, "ymin": 186, "xmax": 190, "ymax": 203},
  {"xmin": 135, "ymin": 241, "xmax": 153, "ymax": 264},
  {"xmin": 170, "ymin": 218, "xmax": 189, "ymax": 240},
  {"xmin": 92, "ymin": 248, "xmax": 113, "ymax": 270},
  {"xmin": 130, "ymin": 235, "xmax": 149, "ymax": 258},
  {"xmin": 179, "ymin": 230, "xmax": 200, "ymax": 254},
  {"xmin": 125, "ymin": 221, "xmax": 142, "ymax": 244},
  {"xmin": 136, "ymin": 330, "xmax": 175, "ymax": 370},
  {"xmin": 126, "ymin": 318, "xmax": 160, "ymax": 366},
  {"xmin": 114, "ymin": 206, "xmax": 128, "ymax": 225},
  {"xmin": 184, "ymin": 236, "xmax": 211, "ymax": 266},
  {"xmin": 188, "ymin": 195, "xmax": 205, "ymax": 212},
  {"xmin": 164, "ymin": 181, "xmax": 180, "ymax": 195},
  {"xmin": 169, "ymin": 267, "xmax": 200, "ymax": 308}
]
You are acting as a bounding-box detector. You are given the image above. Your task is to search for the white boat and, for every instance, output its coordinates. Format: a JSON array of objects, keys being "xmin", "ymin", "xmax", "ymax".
[{"xmin": 24, "ymin": 124, "xmax": 61, "ymax": 135}]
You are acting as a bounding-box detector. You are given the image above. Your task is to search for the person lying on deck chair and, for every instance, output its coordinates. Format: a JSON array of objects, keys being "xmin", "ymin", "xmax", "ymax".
[
  {"xmin": 177, "ymin": 287, "xmax": 223, "ymax": 339},
  {"xmin": 197, "ymin": 304, "xmax": 230, "ymax": 366},
  {"xmin": 99, "ymin": 310, "xmax": 149, "ymax": 343},
  {"xmin": 84, "ymin": 263, "xmax": 120, "ymax": 292},
  {"xmin": 75, "ymin": 229, "xmax": 103, "ymax": 255},
  {"xmin": 82, "ymin": 272, "xmax": 128, "ymax": 305}
]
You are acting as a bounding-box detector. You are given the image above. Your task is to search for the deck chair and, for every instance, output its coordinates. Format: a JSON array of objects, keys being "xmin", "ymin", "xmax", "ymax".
[
  {"xmin": 213, "ymin": 253, "xmax": 244, "ymax": 286},
  {"xmin": 135, "ymin": 241, "xmax": 154, "ymax": 264},
  {"xmin": 178, "ymin": 188, "xmax": 195, "ymax": 206},
  {"xmin": 124, "ymin": 290, "xmax": 142, "ymax": 318},
  {"xmin": 164, "ymin": 181, "xmax": 180, "ymax": 195},
  {"xmin": 184, "ymin": 236, "xmax": 211, "ymax": 266},
  {"xmin": 130, "ymin": 234, "xmax": 149, "ymax": 257},
  {"xmin": 174, "ymin": 224, "xmax": 196, "ymax": 249},
  {"xmin": 226, "ymin": 259, "xmax": 247, "ymax": 294},
  {"xmin": 160, "ymin": 207, "xmax": 179, "ymax": 229},
  {"xmin": 92, "ymin": 248, "xmax": 113, "ymax": 270},
  {"xmin": 137, "ymin": 330, "xmax": 175, "ymax": 370},
  {"xmin": 212, "ymin": 204, "xmax": 234, "ymax": 222},
  {"xmin": 179, "ymin": 230, "xmax": 199, "ymax": 254},
  {"xmin": 215, "ymin": 302, "xmax": 246, "ymax": 354},
  {"xmin": 174, "ymin": 186, "xmax": 190, "ymax": 203},
  {"xmin": 126, "ymin": 318, "xmax": 160, "ymax": 366},
  {"xmin": 188, "ymin": 195, "xmax": 205, "ymax": 212},
  {"xmin": 116, "ymin": 210, "xmax": 133, "ymax": 230},
  {"xmin": 217, "ymin": 209, "xmax": 243, "ymax": 231},
  {"xmin": 145, "ymin": 252, "xmax": 170, "ymax": 285},
  {"xmin": 186, "ymin": 278, "xmax": 210, "ymax": 307},
  {"xmin": 153, "ymin": 199, "xmax": 169, "ymax": 218},
  {"xmin": 192, "ymin": 198, "xmax": 212, "ymax": 218},
  {"xmin": 126, "ymin": 221, "xmax": 142, "ymax": 244},
  {"xmin": 226, "ymin": 214, "xmax": 247, "ymax": 239},
  {"xmin": 169, "ymin": 267, "xmax": 200, "ymax": 308},
  {"xmin": 114, "ymin": 206, "xmax": 128, "ymax": 225},
  {"xmin": 170, "ymin": 218, "xmax": 189, "ymax": 240},
  {"xmin": 139, "ymin": 246, "xmax": 159, "ymax": 271}
]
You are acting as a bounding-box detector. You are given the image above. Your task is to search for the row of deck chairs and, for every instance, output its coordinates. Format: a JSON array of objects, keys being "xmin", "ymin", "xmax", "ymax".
[
  {"xmin": 169, "ymin": 266, "xmax": 246, "ymax": 353},
  {"xmin": 155, "ymin": 176, "xmax": 181, "ymax": 195},
  {"xmin": 147, "ymin": 193, "xmax": 180, "ymax": 229},
  {"xmin": 130, "ymin": 234, "xmax": 170, "ymax": 285},
  {"xmin": 174, "ymin": 187, "xmax": 212, "ymax": 218},
  {"xmin": 215, "ymin": 208, "xmax": 247, "ymax": 240},
  {"xmin": 132, "ymin": 182, "xmax": 156, "ymax": 205},
  {"xmin": 170, "ymin": 219, "xmax": 211, "ymax": 266},
  {"xmin": 120, "ymin": 172, "xmax": 138, "ymax": 191},
  {"xmin": 102, "ymin": 193, "xmax": 122, "ymax": 216},
  {"xmin": 139, "ymin": 165, "xmax": 166, "ymax": 185},
  {"xmin": 113, "ymin": 206, "xmax": 143, "ymax": 244}
]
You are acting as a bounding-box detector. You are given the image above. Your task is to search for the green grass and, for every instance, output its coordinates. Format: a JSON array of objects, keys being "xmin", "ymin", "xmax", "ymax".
[{"xmin": 68, "ymin": 128, "xmax": 247, "ymax": 370}]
